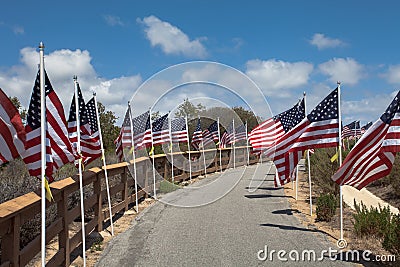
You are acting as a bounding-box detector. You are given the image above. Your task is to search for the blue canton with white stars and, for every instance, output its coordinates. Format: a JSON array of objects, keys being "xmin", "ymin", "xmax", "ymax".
[
  {"xmin": 85, "ymin": 97, "xmax": 98, "ymax": 133},
  {"xmin": 381, "ymin": 91, "xmax": 400, "ymax": 124},
  {"xmin": 133, "ymin": 111, "xmax": 150, "ymax": 134},
  {"xmin": 27, "ymin": 70, "xmax": 54, "ymax": 130},
  {"xmin": 171, "ymin": 118, "xmax": 186, "ymax": 131},
  {"xmin": 274, "ymin": 98, "xmax": 305, "ymax": 132},
  {"xmin": 152, "ymin": 114, "xmax": 169, "ymax": 131},
  {"xmin": 68, "ymin": 83, "xmax": 88, "ymax": 124},
  {"xmin": 307, "ymin": 88, "xmax": 338, "ymax": 122}
]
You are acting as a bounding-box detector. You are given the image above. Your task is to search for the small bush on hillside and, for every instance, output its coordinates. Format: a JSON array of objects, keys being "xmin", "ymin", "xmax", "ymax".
[
  {"xmin": 383, "ymin": 214, "xmax": 400, "ymax": 256},
  {"xmin": 352, "ymin": 200, "xmax": 392, "ymax": 238},
  {"xmin": 316, "ymin": 193, "xmax": 337, "ymax": 222}
]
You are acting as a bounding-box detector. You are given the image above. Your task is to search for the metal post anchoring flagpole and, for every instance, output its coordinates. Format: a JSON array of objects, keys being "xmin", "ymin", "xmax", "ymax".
[
  {"xmin": 93, "ymin": 92, "xmax": 114, "ymax": 235},
  {"xmin": 73, "ymin": 76, "xmax": 86, "ymax": 267},
  {"xmin": 337, "ymin": 81, "xmax": 346, "ymax": 249},
  {"xmin": 38, "ymin": 42, "xmax": 46, "ymax": 267},
  {"xmin": 128, "ymin": 103, "xmax": 139, "ymax": 211}
]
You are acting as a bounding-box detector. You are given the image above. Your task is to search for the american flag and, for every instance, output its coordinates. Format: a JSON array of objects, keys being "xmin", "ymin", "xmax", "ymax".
[
  {"xmin": 332, "ymin": 91, "xmax": 400, "ymax": 189},
  {"xmin": 0, "ymin": 88, "xmax": 26, "ymax": 165},
  {"xmin": 342, "ymin": 120, "xmax": 361, "ymax": 139},
  {"xmin": 361, "ymin": 121, "xmax": 372, "ymax": 134},
  {"xmin": 220, "ymin": 122, "xmax": 233, "ymax": 148},
  {"xmin": 23, "ymin": 70, "xmax": 78, "ymax": 182},
  {"xmin": 203, "ymin": 121, "xmax": 219, "ymax": 147},
  {"xmin": 265, "ymin": 88, "xmax": 339, "ymax": 187},
  {"xmin": 249, "ymin": 98, "xmax": 305, "ymax": 154},
  {"xmin": 232, "ymin": 123, "xmax": 247, "ymax": 143},
  {"xmin": 67, "ymin": 82, "xmax": 101, "ymax": 165},
  {"xmin": 133, "ymin": 111, "xmax": 151, "ymax": 149},
  {"xmin": 84, "ymin": 97, "xmax": 102, "ymax": 164},
  {"xmin": 152, "ymin": 113, "xmax": 170, "ymax": 146},
  {"xmin": 191, "ymin": 118, "xmax": 203, "ymax": 150},
  {"xmin": 114, "ymin": 108, "xmax": 132, "ymax": 162},
  {"xmin": 170, "ymin": 117, "xmax": 188, "ymax": 143}
]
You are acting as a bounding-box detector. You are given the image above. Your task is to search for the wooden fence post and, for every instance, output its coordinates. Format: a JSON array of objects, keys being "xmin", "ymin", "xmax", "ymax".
[
  {"xmin": 1, "ymin": 215, "xmax": 20, "ymax": 266},
  {"xmin": 94, "ymin": 171, "xmax": 103, "ymax": 233},
  {"xmin": 57, "ymin": 190, "xmax": 70, "ymax": 266},
  {"xmin": 121, "ymin": 167, "xmax": 128, "ymax": 211},
  {"xmin": 144, "ymin": 161, "xmax": 149, "ymax": 198}
]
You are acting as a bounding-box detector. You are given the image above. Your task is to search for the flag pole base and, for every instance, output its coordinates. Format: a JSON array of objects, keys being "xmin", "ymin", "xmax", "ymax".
[{"xmin": 336, "ymin": 239, "xmax": 347, "ymax": 249}]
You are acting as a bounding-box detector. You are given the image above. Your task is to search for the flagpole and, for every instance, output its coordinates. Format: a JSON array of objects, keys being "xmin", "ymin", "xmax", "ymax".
[
  {"xmin": 232, "ymin": 119, "xmax": 236, "ymax": 169},
  {"xmin": 295, "ymin": 164, "xmax": 299, "ymax": 200},
  {"xmin": 185, "ymin": 116, "xmax": 192, "ymax": 180},
  {"xmin": 304, "ymin": 91, "xmax": 313, "ymax": 216},
  {"xmin": 307, "ymin": 150, "xmax": 312, "ymax": 216},
  {"xmin": 245, "ymin": 121, "xmax": 250, "ymax": 166},
  {"xmin": 73, "ymin": 76, "xmax": 86, "ymax": 267},
  {"xmin": 149, "ymin": 109, "xmax": 157, "ymax": 199},
  {"xmin": 169, "ymin": 115, "xmax": 174, "ymax": 182},
  {"xmin": 93, "ymin": 92, "xmax": 114, "ymax": 235},
  {"xmin": 128, "ymin": 103, "xmax": 139, "ymax": 212},
  {"xmin": 39, "ymin": 42, "xmax": 46, "ymax": 267},
  {"xmin": 337, "ymin": 81, "xmax": 346, "ymax": 248},
  {"xmin": 200, "ymin": 116, "xmax": 207, "ymax": 177},
  {"xmin": 217, "ymin": 117, "xmax": 222, "ymax": 172}
]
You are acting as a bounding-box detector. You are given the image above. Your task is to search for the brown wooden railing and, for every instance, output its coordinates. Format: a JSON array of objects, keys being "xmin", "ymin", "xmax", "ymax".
[{"xmin": 0, "ymin": 147, "xmax": 259, "ymax": 266}]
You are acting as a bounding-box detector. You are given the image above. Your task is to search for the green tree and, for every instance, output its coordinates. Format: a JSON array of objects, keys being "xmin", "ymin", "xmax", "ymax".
[
  {"xmin": 9, "ymin": 96, "xmax": 27, "ymax": 122},
  {"xmin": 232, "ymin": 106, "xmax": 260, "ymax": 131},
  {"xmin": 174, "ymin": 98, "xmax": 205, "ymax": 120},
  {"xmin": 97, "ymin": 102, "xmax": 120, "ymax": 153}
]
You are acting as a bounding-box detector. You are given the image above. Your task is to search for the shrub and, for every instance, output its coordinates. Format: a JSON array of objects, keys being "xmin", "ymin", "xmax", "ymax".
[
  {"xmin": 383, "ymin": 214, "xmax": 400, "ymax": 256},
  {"xmin": 316, "ymin": 193, "xmax": 337, "ymax": 222},
  {"xmin": 352, "ymin": 200, "xmax": 392, "ymax": 238}
]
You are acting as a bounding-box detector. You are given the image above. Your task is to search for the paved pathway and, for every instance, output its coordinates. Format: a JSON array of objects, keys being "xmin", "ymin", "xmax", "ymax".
[{"xmin": 96, "ymin": 163, "xmax": 354, "ymax": 267}]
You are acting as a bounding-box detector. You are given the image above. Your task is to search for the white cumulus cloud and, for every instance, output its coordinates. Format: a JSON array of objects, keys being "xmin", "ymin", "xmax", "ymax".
[
  {"xmin": 245, "ymin": 59, "xmax": 314, "ymax": 97},
  {"xmin": 137, "ymin": 15, "xmax": 207, "ymax": 58},
  {"xmin": 0, "ymin": 47, "xmax": 142, "ymax": 124},
  {"xmin": 309, "ymin": 33, "xmax": 345, "ymax": 50},
  {"xmin": 318, "ymin": 58, "xmax": 364, "ymax": 85},
  {"xmin": 384, "ymin": 65, "xmax": 400, "ymax": 84}
]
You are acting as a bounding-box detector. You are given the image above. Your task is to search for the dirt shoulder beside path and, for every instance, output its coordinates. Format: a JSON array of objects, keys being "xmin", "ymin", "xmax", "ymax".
[{"xmin": 283, "ymin": 172, "xmax": 397, "ymax": 267}]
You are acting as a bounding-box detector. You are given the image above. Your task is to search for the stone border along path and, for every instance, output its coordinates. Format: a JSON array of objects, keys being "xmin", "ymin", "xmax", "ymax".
[{"xmin": 297, "ymin": 158, "xmax": 399, "ymax": 214}]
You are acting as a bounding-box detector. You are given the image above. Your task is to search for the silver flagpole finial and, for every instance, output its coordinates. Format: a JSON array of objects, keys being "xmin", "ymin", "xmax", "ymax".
[
  {"xmin": 93, "ymin": 91, "xmax": 96, "ymax": 97},
  {"xmin": 73, "ymin": 75, "xmax": 77, "ymax": 82},
  {"xmin": 39, "ymin": 42, "xmax": 45, "ymax": 50},
  {"xmin": 337, "ymin": 81, "xmax": 341, "ymax": 86}
]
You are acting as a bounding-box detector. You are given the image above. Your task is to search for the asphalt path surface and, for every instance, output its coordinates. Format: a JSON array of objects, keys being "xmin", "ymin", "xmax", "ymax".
[{"xmin": 96, "ymin": 162, "xmax": 354, "ymax": 267}]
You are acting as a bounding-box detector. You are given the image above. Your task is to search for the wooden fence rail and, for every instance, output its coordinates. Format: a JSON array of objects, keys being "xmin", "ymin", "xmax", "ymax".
[{"xmin": 0, "ymin": 147, "xmax": 259, "ymax": 266}]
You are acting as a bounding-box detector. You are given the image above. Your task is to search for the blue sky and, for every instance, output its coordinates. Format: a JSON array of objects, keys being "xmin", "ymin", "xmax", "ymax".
[{"xmin": 1, "ymin": 0, "xmax": 400, "ymax": 126}]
